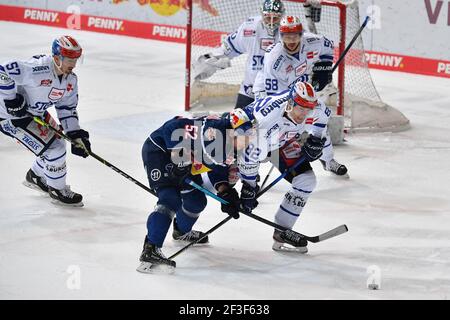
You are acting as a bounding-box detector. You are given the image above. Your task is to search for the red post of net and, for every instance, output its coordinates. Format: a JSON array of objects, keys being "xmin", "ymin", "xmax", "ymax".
[{"xmin": 184, "ymin": 0, "xmax": 193, "ymax": 111}]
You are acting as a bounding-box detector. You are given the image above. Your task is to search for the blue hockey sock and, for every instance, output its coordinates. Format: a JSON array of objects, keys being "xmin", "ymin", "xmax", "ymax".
[
  {"xmin": 146, "ymin": 211, "xmax": 172, "ymax": 247},
  {"xmin": 175, "ymin": 208, "xmax": 199, "ymax": 234}
]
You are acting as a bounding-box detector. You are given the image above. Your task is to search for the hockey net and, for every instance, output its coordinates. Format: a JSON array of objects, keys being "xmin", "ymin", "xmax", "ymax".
[{"xmin": 185, "ymin": 0, "xmax": 410, "ymax": 134}]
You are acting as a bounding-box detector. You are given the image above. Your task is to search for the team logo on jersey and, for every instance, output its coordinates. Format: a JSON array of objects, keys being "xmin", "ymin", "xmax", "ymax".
[
  {"xmin": 37, "ymin": 124, "xmax": 50, "ymax": 138},
  {"xmin": 260, "ymin": 38, "xmax": 275, "ymax": 51},
  {"xmin": 40, "ymin": 79, "xmax": 52, "ymax": 87},
  {"xmin": 285, "ymin": 64, "xmax": 293, "ymax": 74},
  {"xmin": 150, "ymin": 169, "xmax": 161, "ymax": 181},
  {"xmin": 243, "ymin": 29, "xmax": 256, "ymax": 37},
  {"xmin": 295, "ymin": 62, "xmax": 307, "ymax": 76},
  {"xmin": 306, "ymin": 51, "xmax": 318, "ymax": 59},
  {"xmin": 48, "ymin": 88, "xmax": 65, "ymax": 101},
  {"xmin": 67, "ymin": 83, "xmax": 73, "ymax": 92}
]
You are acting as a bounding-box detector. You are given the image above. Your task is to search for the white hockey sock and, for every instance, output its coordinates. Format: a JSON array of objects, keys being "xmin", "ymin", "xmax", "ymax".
[
  {"xmin": 41, "ymin": 139, "xmax": 67, "ymax": 190},
  {"xmin": 274, "ymin": 170, "xmax": 317, "ymax": 230},
  {"xmin": 319, "ymin": 132, "xmax": 334, "ymax": 163}
]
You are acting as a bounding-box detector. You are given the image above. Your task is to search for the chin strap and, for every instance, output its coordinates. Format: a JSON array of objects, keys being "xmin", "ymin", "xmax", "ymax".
[{"xmin": 52, "ymin": 56, "xmax": 63, "ymax": 73}]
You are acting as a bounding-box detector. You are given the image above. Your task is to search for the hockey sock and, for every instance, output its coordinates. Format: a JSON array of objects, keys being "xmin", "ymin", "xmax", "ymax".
[
  {"xmin": 146, "ymin": 211, "xmax": 173, "ymax": 247},
  {"xmin": 175, "ymin": 206, "xmax": 200, "ymax": 234}
]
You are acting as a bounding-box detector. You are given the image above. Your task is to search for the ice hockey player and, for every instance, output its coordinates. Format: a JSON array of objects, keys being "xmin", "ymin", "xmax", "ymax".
[
  {"xmin": 192, "ymin": 0, "xmax": 285, "ymax": 109},
  {"xmin": 234, "ymin": 82, "xmax": 332, "ymax": 253},
  {"xmin": 0, "ymin": 36, "xmax": 90, "ymax": 206},
  {"xmin": 137, "ymin": 113, "xmax": 246, "ymax": 273},
  {"xmin": 253, "ymin": 14, "xmax": 348, "ymax": 176}
]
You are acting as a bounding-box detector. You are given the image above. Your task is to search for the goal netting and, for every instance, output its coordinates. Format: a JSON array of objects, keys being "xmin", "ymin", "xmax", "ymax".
[{"xmin": 185, "ymin": 0, "xmax": 410, "ymax": 135}]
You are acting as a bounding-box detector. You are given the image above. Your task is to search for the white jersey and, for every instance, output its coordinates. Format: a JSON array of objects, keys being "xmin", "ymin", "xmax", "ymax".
[
  {"xmin": 237, "ymin": 90, "xmax": 331, "ymax": 185},
  {"xmin": 216, "ymin": 16, "xmax": 280, "ymax": 98},
  {"xmin": 0, "ymin": 55, "xmax": 80, "ymax": 132},
  {"xmin": 253, "ymin": 32, "xmax": 334, "ymax": 95}
]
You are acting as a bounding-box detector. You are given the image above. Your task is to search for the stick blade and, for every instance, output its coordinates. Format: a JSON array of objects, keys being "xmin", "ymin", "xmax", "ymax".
[{"xmin": 316, "ymin": 224, "xmax": 348, "ymax": 243}]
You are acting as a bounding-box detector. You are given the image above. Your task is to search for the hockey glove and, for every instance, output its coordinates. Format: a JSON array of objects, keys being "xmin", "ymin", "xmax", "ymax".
[
  {"xmin": 67, "ymin": 129, "xmax": 91, "ymax": 158},
  {"xmin": 193, "ymin": 53, "xmax": 231, "ymax": 80},
  {"xmin": 304, "ymin": 0, "xmax": 322, "ymax": 22},
  {"xmin": 4, "ymin": 93, "xmax": 28, "ymax": 117},
  {"xmin": 311, "ymin": 60, "xmax": 333, "ymax": 92},
  {"xmin": 254, "ymin": 90, "xmax": 267, "ymax": 101},
  {"xmin": 168, "ymin": 161, "xmax": 192, "ymax": 186},
  {"xmin": 302, "ymin": 134, "xmax": 326, "ymax": 162},
  {"xmin": 240, "ymin": 181, "xmax": 259, "ymax": 214},
  {"xmin": 217, "ymin": 186, "xmax": 240, "ymax": 219}
]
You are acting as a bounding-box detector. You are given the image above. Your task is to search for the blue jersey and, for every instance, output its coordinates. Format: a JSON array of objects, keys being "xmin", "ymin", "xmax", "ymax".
[{"xmin": 149, "ymin": 115, "xmax": 234, "ymax": 169}]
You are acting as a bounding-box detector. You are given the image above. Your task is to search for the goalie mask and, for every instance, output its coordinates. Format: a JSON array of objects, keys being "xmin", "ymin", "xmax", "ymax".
[{"xmin": 261, "ymin": 0, "xmax": 285, "ymax": 36}]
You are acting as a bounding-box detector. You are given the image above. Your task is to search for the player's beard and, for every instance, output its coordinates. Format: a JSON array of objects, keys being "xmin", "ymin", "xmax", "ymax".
[{"xmin": 284, "ymin": 42, "xmax": 300, "ymax": 55}]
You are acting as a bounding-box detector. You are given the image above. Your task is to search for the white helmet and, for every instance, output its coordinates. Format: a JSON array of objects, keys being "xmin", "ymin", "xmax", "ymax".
[
  {"xmin": 288, "ymin": 81, "xmax": 318, "ymax": 109},
  {"xmin": 279, "ymin": 15, "xmax": 303, "ymax": 34}
]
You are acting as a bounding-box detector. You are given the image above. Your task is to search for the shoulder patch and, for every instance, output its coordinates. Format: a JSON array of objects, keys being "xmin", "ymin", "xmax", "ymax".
[
  {"xmin": 243, "ymin": 29, "xmax": 256, "ymax": 37},
  {"xmin": 0, "ymin": 69, "xmax": 14, "ymax": 86}
]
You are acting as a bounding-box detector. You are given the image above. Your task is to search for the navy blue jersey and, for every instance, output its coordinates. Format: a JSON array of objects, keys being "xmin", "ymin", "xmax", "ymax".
[{"xmin": 149, "ymin": 115, "xmax": 234, "ymax": 168}]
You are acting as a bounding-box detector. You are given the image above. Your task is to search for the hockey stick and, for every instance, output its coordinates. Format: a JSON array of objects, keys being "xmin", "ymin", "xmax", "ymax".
[
  {"xmin": 32, "ymin": 116, "xmax": 156, "ymax": 196},
  {"xmin": 331, "ymin": 15, "xmax": 370, "ymax": 73},
  {"xmin": 259, "ymin": 164, "xmax": 275, "ymax": 191},
  {"xmin": 169, "ymin": 156, "xmax": 309, "ymax": 258},
  {"xmin": 186, "ymin": 163, "xmax": 348, "ymax": 244},
  {"xmin": 168, "ymin": 216, "xmax": 232, "ymax": 260}
]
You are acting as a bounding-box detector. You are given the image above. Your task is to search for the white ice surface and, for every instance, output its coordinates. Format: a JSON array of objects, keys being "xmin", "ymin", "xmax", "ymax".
[{"xmin": 1, "ymin": 22, "xmax": 450, "ymax": 300}]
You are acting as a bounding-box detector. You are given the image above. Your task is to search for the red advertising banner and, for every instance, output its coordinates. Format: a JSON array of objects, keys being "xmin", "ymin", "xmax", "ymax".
[{"xmin": 0, "ymin": 4, "xmax": 449, "ymax": 79}]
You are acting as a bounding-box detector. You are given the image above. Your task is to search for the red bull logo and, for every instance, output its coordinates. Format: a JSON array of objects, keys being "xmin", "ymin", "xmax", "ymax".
[{"xmin": 112, "ymin": 0, "xmax": 218, "ymax": 17}]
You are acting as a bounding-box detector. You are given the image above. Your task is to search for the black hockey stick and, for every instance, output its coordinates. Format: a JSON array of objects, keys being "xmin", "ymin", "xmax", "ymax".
[
  {"xmin": 186, "ymin": 176, "xmax": 348, "ymax": 244},
  {"xmin": 168, "ymin": 216, "xmax": 232, "ymax": 260},
  {"xmin": 169, "ymin": 156, "xmax": 309, "ymax": 258},
  {"xmin": 32, "ymin": 116, "xmax": 156, "ymax": 196},
  {"xmin": 332, "ymin": 15, "xmax": 370, "ymax": 73}
]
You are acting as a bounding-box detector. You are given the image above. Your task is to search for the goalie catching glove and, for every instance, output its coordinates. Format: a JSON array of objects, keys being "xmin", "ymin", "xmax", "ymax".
[{"xmin": 192, "ymin": 53, "xmax": 231, "ymax": 81}]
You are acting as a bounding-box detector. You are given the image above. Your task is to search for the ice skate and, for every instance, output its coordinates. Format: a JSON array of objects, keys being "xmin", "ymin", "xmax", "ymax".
[
  {"xmin": 172, "ymin": 218, "xmax": 209, "ymax": 245},
  {"xmin": 23, "ymin": 169, "xmax": 49, "ymax": 194},
  {"xmin": 136, "ymin": 237, "xmax": 176, "ymax": 274},
  {"xmin": 321, "ymin": 159, "xmax": 349, "ymax": 178},
  {"xmin": 48, "ymin": 185, "xmax": 84, "ymax": 207},
  {"xmin": 272, "ymin": 229, "xmax": 308, "ymax": 253}
]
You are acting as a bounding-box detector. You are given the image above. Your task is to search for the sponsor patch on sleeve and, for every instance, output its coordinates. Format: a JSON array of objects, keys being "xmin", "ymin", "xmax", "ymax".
[{"xmin": 0, "ymin": 70, "xmax": 14, "ymax": 86}]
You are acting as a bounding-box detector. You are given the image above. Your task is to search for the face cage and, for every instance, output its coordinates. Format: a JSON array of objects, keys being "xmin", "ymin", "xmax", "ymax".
[{"xmin": 262, "ymin": 13, "xmax": 282, "ymax": 33}]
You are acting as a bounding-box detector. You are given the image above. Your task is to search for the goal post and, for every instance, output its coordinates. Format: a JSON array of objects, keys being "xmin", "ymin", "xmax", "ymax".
[{"xmin": 185, "ymin": 0, "xmax": 410, "ymax": 135}]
